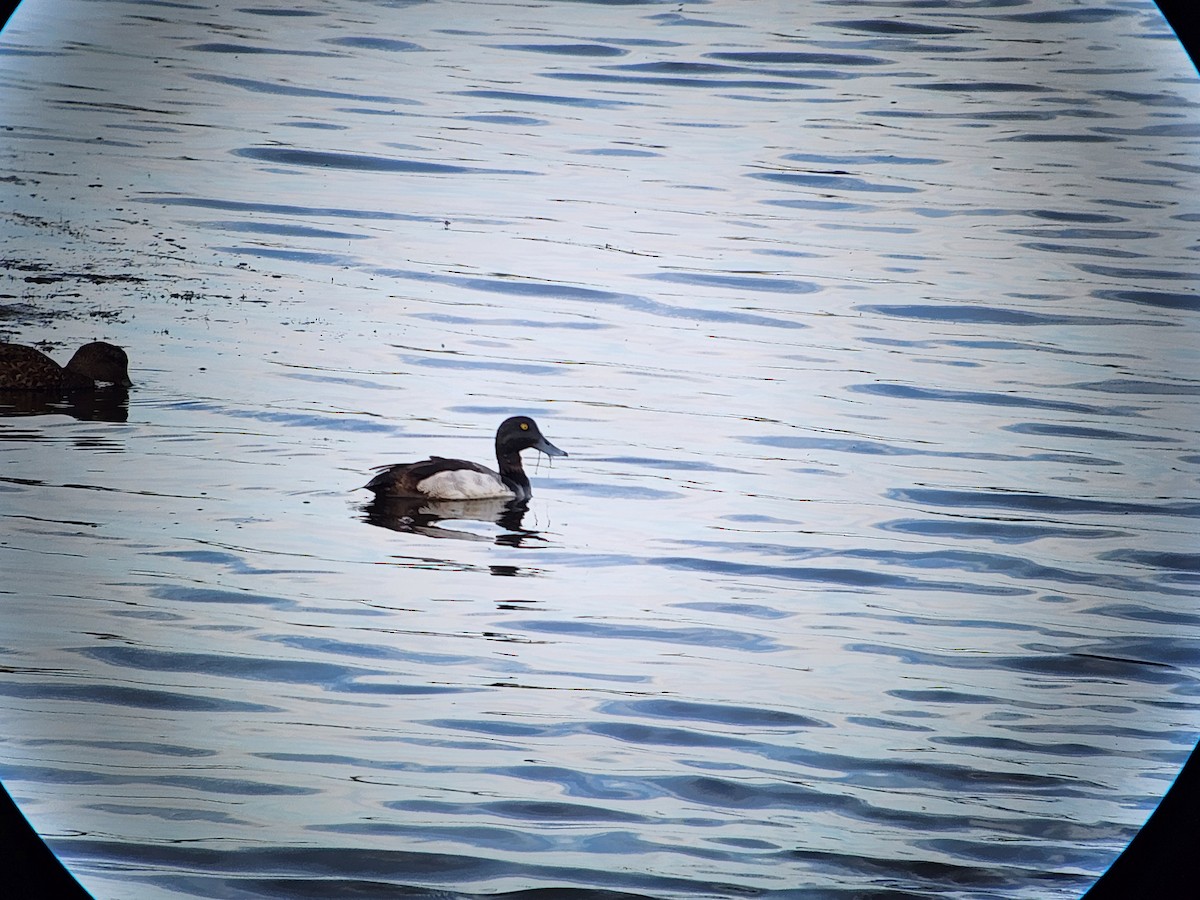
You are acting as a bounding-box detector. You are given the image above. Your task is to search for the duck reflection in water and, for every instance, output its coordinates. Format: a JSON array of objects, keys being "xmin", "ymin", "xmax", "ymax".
[
  {"xmin": 362, "ymin": 495, "xmax": 547, "ymax": 546},
  {"xmin": 0, "ymin": 389, "xmax": 130, "ymax": 423}
]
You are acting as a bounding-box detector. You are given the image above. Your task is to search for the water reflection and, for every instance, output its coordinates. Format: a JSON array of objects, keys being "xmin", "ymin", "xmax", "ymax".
[
  {"xmin": 0, "ymin": 388, "xmax": 129, "ymax": 422},
  {"xmin": 362, "ymin": 496, "xmax": 548, "ymax": 548}
]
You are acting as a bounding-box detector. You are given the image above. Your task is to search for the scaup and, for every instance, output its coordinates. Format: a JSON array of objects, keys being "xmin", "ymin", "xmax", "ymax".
[
  {"xmin": 0, "ymin": 341, "xmax": 132, "ymax": 391},
  {"xmin": 365, "ymin": 415, "xmax": 566, "ymax": 502}
]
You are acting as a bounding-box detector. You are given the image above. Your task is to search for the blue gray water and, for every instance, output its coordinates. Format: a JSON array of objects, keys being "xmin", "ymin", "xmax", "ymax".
[{"xmin": 1, "ymin": 1, "xmax": 1198, "ymax": 897}]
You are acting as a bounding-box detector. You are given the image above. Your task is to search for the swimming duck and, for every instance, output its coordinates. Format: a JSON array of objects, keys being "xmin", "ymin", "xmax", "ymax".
[
  {"xmin": 365, "ymin": 416, "xmax": 567, "ymax": 502},
  {"xmin": 0, "ymin": 341, "xmax": 132, "ymax": 391}
]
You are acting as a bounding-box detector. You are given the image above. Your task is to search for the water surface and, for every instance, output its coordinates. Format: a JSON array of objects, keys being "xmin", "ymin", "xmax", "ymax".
[{"xmin": 2, "ymin": 1, "xmax": 1199, "ymax": 897}]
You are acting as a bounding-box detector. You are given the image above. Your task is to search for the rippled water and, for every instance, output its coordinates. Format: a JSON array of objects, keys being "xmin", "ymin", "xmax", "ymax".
[{"xmin": 2, "ymin": 1, "xmax": 1199, "ymax": 897}]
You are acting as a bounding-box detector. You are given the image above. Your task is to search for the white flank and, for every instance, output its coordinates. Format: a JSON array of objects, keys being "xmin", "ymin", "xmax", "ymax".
[{"xmin": 416, "ymin": 469, "xmax": 513, "ymax": 500}]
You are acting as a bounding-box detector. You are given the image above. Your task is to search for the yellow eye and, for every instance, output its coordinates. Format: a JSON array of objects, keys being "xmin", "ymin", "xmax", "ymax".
[{"xmin": 520, "ymin": 422, "xmax": 529, "ymax": 431}]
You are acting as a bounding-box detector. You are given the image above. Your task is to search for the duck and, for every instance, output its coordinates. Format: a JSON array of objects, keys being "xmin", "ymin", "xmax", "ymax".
[
  {"xmin": 365, "ymin": 415, "xmax": 567, "ymax": 502},
  {"xmin": 0, "ymin": 341, "xmax": 132, "ymax": 391}
]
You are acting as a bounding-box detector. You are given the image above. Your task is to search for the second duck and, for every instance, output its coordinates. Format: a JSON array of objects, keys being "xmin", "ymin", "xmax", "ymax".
[{"xmin": 365, "ymin": 415, "xmax": 567, "ymax": 502}]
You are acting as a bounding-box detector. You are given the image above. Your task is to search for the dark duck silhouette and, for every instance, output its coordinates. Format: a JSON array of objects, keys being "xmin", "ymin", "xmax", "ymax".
[
  {"xmin": 364, "ymin": 416, "xmax": 566, "ymax": 502},
  {"xmin": 0, "ymin": 341, "xmax": 132, "ymax": 391}
]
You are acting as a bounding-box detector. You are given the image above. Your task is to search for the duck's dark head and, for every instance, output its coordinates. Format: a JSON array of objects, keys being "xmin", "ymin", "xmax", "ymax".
[
  {"xmin": 497, "ymin": 415, "xmax": 567, "ymax": 460},
  {"xmin": 67, "ymin": 341, "xmax": 132, "ymax": 388}
]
